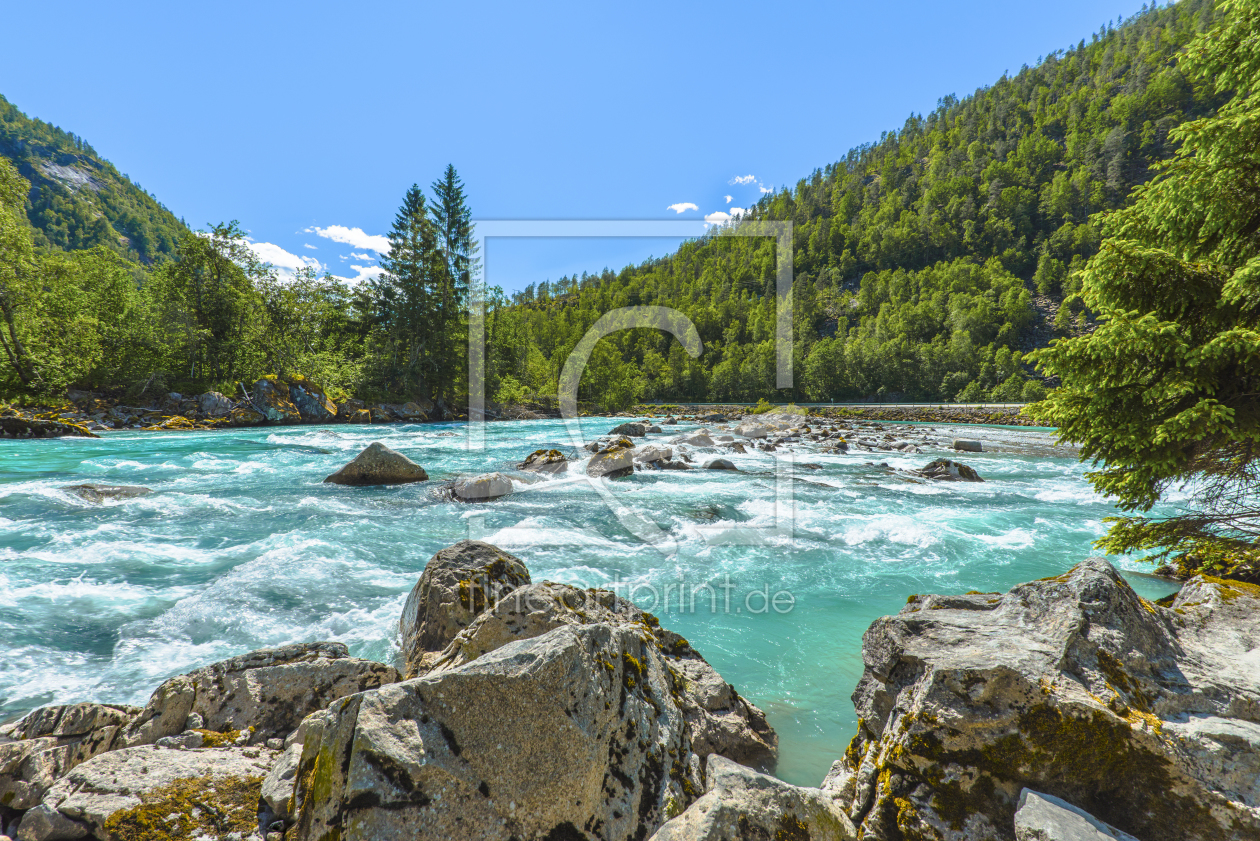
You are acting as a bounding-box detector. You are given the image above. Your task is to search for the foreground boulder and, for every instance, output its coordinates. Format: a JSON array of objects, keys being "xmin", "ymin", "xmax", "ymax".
[
  {"xmin": 0, "ymin": 704, "xmax": 139, "ymax": 812},
  {"xmin": 121, "ymin": 642, "xmax": 398, "ymax": 747},
  {"xmin": 588, "ymin": 436, "xmax": 635, "ymax": 478},
  {"xmin": 452, "ymin": 472, "xmax": 513, "ymax": 502},
  {"xmin": 825, "ymin": 559, "xmax": 1260, "ymax": 841},
  {"xmin": 701, "ymin": 458, "xmax": 736, "ymax": 471},
  {"xmin": 58, "ymin": 485, "xmax": 150, "ymax": 504},
  {"xmin": 425, "ymin": 580, "xmax": 777, "ymax": 771},
  {"xmin": 953, "ymin": 438, "xmax": 983, "ymax": 452},
  {"xmin": 323, "ymin": 441, "xmax": 429, "ymax": 485},
  {"xmin": 292, "ymin": 624, "xmax": 701, "ymax": 841},
  {"xmin": 915, "ymin": 458, "xmax": 983, "ymax": 481},
  {"xmin": 650, "ymin": 755, "xmax": 854, "ymax": 841},
  {"xmin": 399, "ymin": 541, "xmax": 531, "ymax": 677},
  {"xmin": 17, "ymin": 746, "xmax": 275, "ymax": 841},
  {"xmin": 518, "ymin": 448, "xmax": 568, "ymax": 475}
]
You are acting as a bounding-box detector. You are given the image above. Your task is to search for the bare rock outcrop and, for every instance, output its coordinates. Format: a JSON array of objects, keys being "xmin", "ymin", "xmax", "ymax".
[
  {"xmin": 16, "ymin": 746, "xmax": 276, "ymax": 841},
  {"xmin": 649, "ymin": 755, "xmax": 854, "ymax": 841},
  {"xmin": 426, "ymin": 580, "xmax": 777, "ymax": 771},
  {"xmin": 824, "ymin": 558, "xmax": 1260, "ymax": 841},
  {"xmin": 0, "ymin": 705, "xmax": 139, "ymax": 812},
  {"xmin": 121, "ymin": 641, "xmax": 398, "ymax": 747},
  {"xmin": 398, "ymin": 541, "xmax": 532, "ymax": 677},
  {"xmin": 292, "ymin": 624, "xmax": 702, "ymax": 841}
]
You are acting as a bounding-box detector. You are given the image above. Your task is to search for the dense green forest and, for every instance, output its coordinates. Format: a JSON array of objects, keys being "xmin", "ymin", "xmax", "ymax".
[
  {"xmin": 0, "ymin": 96, "xmax": 188, "ymax": 263},
  {"xmin": 485, "ymin": 0, "xmax": 1226, "ymax": 407},
  {"xmin": 0, "ymin": 0, "xmax": 1236, "ymax": 409}
]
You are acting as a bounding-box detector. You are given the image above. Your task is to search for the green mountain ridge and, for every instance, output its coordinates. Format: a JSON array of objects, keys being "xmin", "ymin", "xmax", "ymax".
[
  {"xmin": 0, "ymin": 94, "xmax": 188, "ymax": 263},
  {"xmin": 487, "ymin": 0, "xmax": 1227, "ymax": 405}
]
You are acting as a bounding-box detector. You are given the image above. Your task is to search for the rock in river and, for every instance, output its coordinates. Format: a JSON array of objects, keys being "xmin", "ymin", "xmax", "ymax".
[
  {"xmin": 451, "ymin": 472, "xmax": 513, "ymax": 502},
  {"xmin": 518, "ymin": 448, "xmax": 568, "ymax": 475},
  {"xmin": 323, "ymin": 441, "xmax": 429, "ymax": 485},
  {"xmin": 58, "ymin": 485, "xmax": 150, "ymax": 504},
  {"xmin": 915, "ymin": 458, "xmax": 983, "ymax": 481},
  {"xmin": 609, "ymin": 421, "xmax": 648, "ymax": 437},
  {"xmin": 588, "ymin": 436, "xmax": 635, "ymax": 478}
]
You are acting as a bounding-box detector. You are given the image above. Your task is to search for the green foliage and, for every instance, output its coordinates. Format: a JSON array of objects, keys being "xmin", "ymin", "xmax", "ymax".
[
  {"xmin": 1031, "ymin": 0, "xmax": 1260, "ymax": 582},
  {"xmin": 0, "ymin": 94, "xmax": 188, "ymax": 263},
  {"xmin": 488, "ymin": 1, "xmax": 1223, "ymax": 405}
]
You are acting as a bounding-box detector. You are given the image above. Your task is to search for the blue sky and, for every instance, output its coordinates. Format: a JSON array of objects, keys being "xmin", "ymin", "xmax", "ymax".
[{"xmin": 2, "ymin": 0, "xmax": 1154, "ymax": 292}]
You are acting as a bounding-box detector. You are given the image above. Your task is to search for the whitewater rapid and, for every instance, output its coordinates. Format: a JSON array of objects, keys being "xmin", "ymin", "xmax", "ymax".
[{"xmin": 0, "ymin": 416, "xmax": 1176, "ymax": 785}]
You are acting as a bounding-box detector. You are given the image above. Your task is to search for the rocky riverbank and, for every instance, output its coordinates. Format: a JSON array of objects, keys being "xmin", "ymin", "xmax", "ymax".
[
  {"xmin": 2, "ymin": 539, "xmax": 1256, "ymax": 841},
  {"xmin": 626, "ymin": 404, "xmax": 1042, "ymax": 427}
]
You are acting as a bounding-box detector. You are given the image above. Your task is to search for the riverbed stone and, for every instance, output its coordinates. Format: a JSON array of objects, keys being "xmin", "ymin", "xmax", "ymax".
[
  {"xmin": 673, "ymin": 432, "xmax": 715, "ymax": 447},
  {"xmin": 399, "ymin": 541, "xmax": 532, "ymax": 678},
  {"xmin": 323, "ymin": 441, "xmax": 429, "ymax": 485},
  {"xmin": 451, "ymin": 472, "xmax": 513, "ymax": 501},
  {"xmin": 649, "ymin": 754, "xmax": 854, "ymax": 841},
  {"xmin": 292, "ymin": 623, "xmax": 701, "ymax": 841},
  {"xmin": 634, "ymin": 444, "xmax": 673, "ymax": 464},
  {"xmin": 18, "ymin": 745, "xmax": 275, "ymax": 841},
  {"xmin": 953, "ymin": 438, "xmax": 983, "ymax": 452},
  {"xmin": 426, "ymin": 580, "xmax": 777, "ymax": 771},
  {"xmin": 120, "ymin": 642, "xmax": 398, "ymax": 747},
  {"xmin": 826, "ymin": 558, "xmax": 1260, "ymax": 841}
]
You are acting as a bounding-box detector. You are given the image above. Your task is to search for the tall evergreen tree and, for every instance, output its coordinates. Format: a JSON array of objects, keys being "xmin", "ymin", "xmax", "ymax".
[
  {"xmin": 374, "ymin": 185, "xmax": 443, "ymax": 397},
  {"xmin": 428, "ymin": 164, "xmax": 476, "ymax": 399}
]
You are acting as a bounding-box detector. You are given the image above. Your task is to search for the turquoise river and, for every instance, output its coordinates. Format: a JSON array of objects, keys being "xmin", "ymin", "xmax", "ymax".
[{"xmin": 0, "ymin": 416, "xmax": 1178, "ymax": 786}]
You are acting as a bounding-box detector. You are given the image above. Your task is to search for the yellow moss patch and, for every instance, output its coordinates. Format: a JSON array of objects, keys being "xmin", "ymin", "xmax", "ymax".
[
  {"xmin": 193, "ymin": 729, "xmax": 240, "ymax": 748},
  {"xmin": 102, "ymin": 773, "xmax": 263, "ymax": 841}
]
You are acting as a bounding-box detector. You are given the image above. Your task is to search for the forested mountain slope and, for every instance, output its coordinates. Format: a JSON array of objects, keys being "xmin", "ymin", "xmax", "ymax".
[
  {"xmin": 0, "ymin": 95, "xmax": 187, "ymax": 263},
  {"xmin": 488, "ymin": 0, "xmax": 1228, "ymax": 406}
]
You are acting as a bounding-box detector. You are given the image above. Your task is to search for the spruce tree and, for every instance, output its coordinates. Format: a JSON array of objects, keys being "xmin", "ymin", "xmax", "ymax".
[
  {"xmin": 1030, "ymin": 0, "xmax": 1260, "ymax": 581},
  {"xmin": 376, "ymin": 185, "xmax": 442, "ymax": 397},
  {"xmin": 428, "ymin": 164, "xmax": 476, "ymax": 400}
]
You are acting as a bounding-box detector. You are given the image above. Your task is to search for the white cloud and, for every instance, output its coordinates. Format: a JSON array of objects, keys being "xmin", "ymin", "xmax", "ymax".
[
  {"xmin": 302, "ymin": 243, "xmax": 317, "ymax": 250},
  {"xmin": 667, "ymin": 202, "xmax": 699, "ymax": 214},
  {"xmin": 724, "ymin": 195, "xmax": 733, "ymax": 204},
  {"xmin": 350, "ymin": 252, "xmax": 376, "ymax": 261},
  {"xmin": 730, "ymin": 207, "xmax": 747, "ymax": 217},
  {"xmin": 306, "ymin": 225, "xmax": 390, "ymax": 254},
  {"xmin": 730, "ymin": 175, "xmax": 756, "ymax": 185},
  {"xmin": 704, "ymin": 211, "xmax": 733, "ymax": 224},
  {"xmin": 245, "ymin": 240, "xmax": 323, "ymax": 278},
  {"xmin": 759, "ymin": 184, "xmax": 773, "ymax": 193},
  {"xmin": 338, "ymin": 265, "xmax": 384, "ymax": 284}
]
